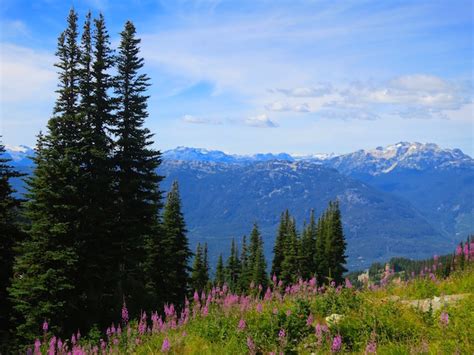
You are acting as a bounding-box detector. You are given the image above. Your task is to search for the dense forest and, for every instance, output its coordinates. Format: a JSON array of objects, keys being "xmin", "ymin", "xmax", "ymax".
[{"xmin": 0, "ymin": 11, "xmax": 347, "ymax": 351}]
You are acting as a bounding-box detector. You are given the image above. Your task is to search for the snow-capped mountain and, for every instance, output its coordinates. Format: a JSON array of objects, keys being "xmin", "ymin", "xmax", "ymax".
[
  {"xmin": 3, "ymin": 144, "xmax": 35, "ymax": 166},
  {"xmin": 163, "ymin": 146, "xmax": 295, "ymax": 163},
  {"xmin": 327, "ymin": 142, "xmax": 473, "ymax": 176},
  {"xmin": 162, "ymin": 142, "xmax": 473, "ymax": 174}
]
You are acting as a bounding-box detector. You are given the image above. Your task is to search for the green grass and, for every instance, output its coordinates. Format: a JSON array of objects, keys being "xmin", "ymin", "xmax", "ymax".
[{"xmin": 127, "ymin": 266, "xmax": 474, "ymax": 354}]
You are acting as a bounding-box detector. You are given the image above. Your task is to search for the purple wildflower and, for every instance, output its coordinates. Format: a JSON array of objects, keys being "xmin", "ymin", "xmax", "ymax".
[
  {"xmin": 161, "ymin": 338, "xmax": 170, "ymax": 352},
  {"xmin": 278, "ymin": 329, "xmax": 286, "ymax": 338},
  {"xmin": 247, "ymin": 337, "xmax": 256, "ymax": 354},
  {"xmin": 42, "ymin": 320, "xmax": 48, "ymax": 333},
  {"xmin": 365, "ymin": 341, "xmax": 377, "ymax": 354},
  {"xmin": 440, "ymin": 311, "xmax": 449, "ymax": 327},
  {"xmin": 331, "ymin": 335, "xmax": 342, "ymax": 352},
  {"xmin": 121, "ymin": 302, "xmax": 129, "ymax": 324},
  {"xmin": 34, "ymin": 339, "xmax": 41, "ymax": 355},
  {"xmin": 306, "ymin": 313, "xmax": 314, "ymax": 326},
  {"xmin": 238, "ymin": 319, "xmax": 246, "ymax": 331},
  {"xmin": 345, "ymin": 278, "xmax": 353, "ymax": 289}
]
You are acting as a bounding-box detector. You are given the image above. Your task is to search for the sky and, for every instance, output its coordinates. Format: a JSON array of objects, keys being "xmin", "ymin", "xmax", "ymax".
[{"xmin": 1, "ymin": 0, "xmax": 473, "ymax": 155}]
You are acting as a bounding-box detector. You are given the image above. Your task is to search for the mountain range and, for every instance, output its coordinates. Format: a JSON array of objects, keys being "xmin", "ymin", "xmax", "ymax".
[{"xmin": 5, "ymin": 142, "xmax": 473, "ymax": 270}]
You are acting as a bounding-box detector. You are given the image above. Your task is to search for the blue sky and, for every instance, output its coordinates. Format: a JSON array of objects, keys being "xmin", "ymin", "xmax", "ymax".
[{"xmin": 1, "ymin": 0, "xmax": 473, "ymax": 155}]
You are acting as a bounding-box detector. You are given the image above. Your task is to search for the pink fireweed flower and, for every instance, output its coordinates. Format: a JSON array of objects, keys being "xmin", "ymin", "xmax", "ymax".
[
  {"xmin": 464, "ymin": 243, "xmax": 469, "ymax": 259},
  {"xmin": 48, "ymin": 336, "xmax": 56, "ymax": 355},
  {"xmin": 71, "ymin": 334, "xmax": 76, "ymax": 345},
  {"xmin": 345, "ymin": 278, "xmax": 353, "ymax": 289},
  {"xmin": 285, "ymin": 309, "xmax": 292, "ymax": 316},
  {"xmin": 201, "ymin": 305, "xmax": 209, "ymax": 316},
  {"xmin": 193, "ymin": 291, "xmax": 200, "ymax": 303},
  {"xmin": 278, "ymin": 329, "xmax": 286, "ymax": 338},
  {"xmin": 42, "ymin": 320, "xmax": 48, "ymax": 333},
  {"xmin": 365, "ymin": 341, "xmax": 377, "ymax": 354},
  {"xmin": 247, "ymin": 337, "xmax": 256, "ymax": 354},
  {"xmin": 121, "ymin": 302, "xmax": 129, "ymax": 324},
  {"xmin": 440, "ymin": 311, "xmax": 449, "ymax": 327},
  {"xmin": 456, "ymin": 244, "xmax": 462, "ymax": 256},
  {"xmin": 57, "ymin": 338, "xmax": 63, "ymax": 351},
  {"xmin": 34, "ymin": 339, "xmax": 41, "ymax": 354},
  {"xmin": 238, "ymin": 318, "xmax": 246, "ymax": 331},
  {"xmin": 331, "ymin": 335, "xmax": 342, "ymax": 352},
  {"xmin": 256, "ymin": 303, "xmax": 263, "ymax": 313},
  {"xmin": 306, "ymin": 314, "xmax": 314, "ymax": 327},
  {"xmin": 264, "ymin": 287, "xmax": 272, "ymax": 301},
  {"xmin": 272, "ymin": 274, "xmax": 277, "ymax": 284},
  {"xmin": 161, "ymin": 338, "xmax": 170, "ymax": 352}
]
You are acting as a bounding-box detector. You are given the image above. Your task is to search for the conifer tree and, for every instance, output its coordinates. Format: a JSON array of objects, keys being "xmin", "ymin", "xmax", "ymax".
[
  {"xmin": 326, "ymin": 201, "xmax": 347, "ymax": 283},
  {"xmin": 113, "ymin": 20, "xmax": 164, "ymax": 310},
  {"xmin": 315, "ymin": 210, "xmax": 330, "ymax": 284},
  {"xmin": 299, "ymin": 210, "xmax": 317, "ymax": 279},
  {"xmin": 271, "ymin": 210, "xmax": 290, "ymax": 278},
  {"xmin": 280, "ymin": 218, "xmax": 299, "ymax": 284},
  {"xmin": 214, "ymin": 254, "xmax": 225, "ymax": 286},
  {"xmin": 190, "ymin": 243, "xmax": 209, "ymax": 292},
  {"xmin": 239, "ymin": 235, "xmax": 251, "ymax": 291},
  {"xmin": 74, "ymin": 12, "xmax": 117, "ymax": 328},
  {"xmin": 225, "ymin": 238, "xmax": 241, "ymax": 291},
  {"xmin": 248, "ymin": 223, "xmax": 267, "ymax": 289},
  {"xmin": 0, "ymin": 142, "xmax": 24, "ymax": 350},
  {"xmin": 160, "ymin": 181, "xmax": 191, "ymax": 305},
  {"xmin": 9, "ymin": 9, "xmax": 83, "ymax": 342}
]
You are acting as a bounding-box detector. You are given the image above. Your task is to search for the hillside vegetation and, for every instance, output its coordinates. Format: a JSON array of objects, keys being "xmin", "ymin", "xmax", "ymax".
[{"xmin": 32, "ymin": 250, "xmax": 473, "ymax": 354}]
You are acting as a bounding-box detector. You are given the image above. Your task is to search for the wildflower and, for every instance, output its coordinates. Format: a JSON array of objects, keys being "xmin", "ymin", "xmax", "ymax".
[
  {"xmin": 256, "ymin": 303, "xmax": 263, "ymax": 313},
  {"xmin": 34, "ymin": 339, "xmax": 41, "ymax": 355},
  {"xmin": 285, "ymin": 309, "xmax": 292, "ymax": 316},
  {"xmin": 331, "ymin": 335, "xmax": 342, "ymax": 352},
  {"xmin": 161, "ymin": 337, "xmax": 170, "ymax": 352},
  {"xmin": 42, "ymin": 320, "xmax": 48, "ymax": 333},
  {"xmin": 201, "ymin": 305, "xmax": 209, "ymax": 316},
  {"xmin": 365, "ymin": 341, "xmax": 377, "ymax": 354},
  {"xmin": 247, "ymin": 337, "xmax": 256, "ymax": 354},
  {"xmin": 306, "ymin": 313, "xmax": 314, "ymax": 326},
  {"xmin": 238, "ymin": 319, "xmax": 246, "ymax": 331},
  {"xmin": 278, "ymin": 329, "xmax": 286, "ymax": 338},
  {"xmin": 345, "ymin": 278, "xmax": 352, "ymax": 289},
  {"xmin": 121, "ymin": 302, "xmax": 129, "ymax": 324},
  {"xmin": 272, "ymin": 274, "xmax": 277, "ymax": 284},
  {"xmin": 440, "ymin": 311, "xmax": 449, "ymax": 327},
  {"xmin": 456, "ymin": 244, "xmax": 462, "ymax": 256}
]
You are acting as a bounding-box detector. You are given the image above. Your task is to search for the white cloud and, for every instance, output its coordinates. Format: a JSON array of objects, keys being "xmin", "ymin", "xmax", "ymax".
[
  {"xmin": 244, "ymin": 114, "xmax": 278, "ymax": 128},
  {"xmin": 274, "ymin": 84, "xmax": 333, "ymax": 97},
  {"xmin": 0, "ymin": 43, "xmax": 56, "ymax": 104},
  {"xmin": 265, "ymin": 101, "xmax": 311, "ymax": 113},
  {"xmin": 182, "ymin": 114, "xmax": 221, "ymax": 125}
]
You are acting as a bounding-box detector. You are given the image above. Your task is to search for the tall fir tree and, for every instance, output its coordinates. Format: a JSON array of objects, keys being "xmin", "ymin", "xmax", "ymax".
[
  {"xmin": 9, "ymin": 9, "xmax": 83, "ymax": 343},
  {"xmin": 314, "ymin": 210, "xmax": 329, "ymax": 284},
  {"xmin": 159, "ymin": 181, "xmax": 191, "ymax": 306},
  {"xmin": 299, "ymin": 210, "xmax": 317, "ymax": 279},
  {"xmin": 280, "ymin": 217, "xmax": 300, "ymax": 284},
  {"xmin": 271, "ymin": 210, "xmax": 290, "ymax": 278},
  {"xmin": 214, "ymin": 254, "xmax": 225, "ymax": 286},
  {"xmin": 190, "ymin": 243, "xmax": 209, "ymax": 292},
  {"xmin": 0, "ymin": 141, "xmax": 24, "ymax": 351},
  {"xmin": 239, "ymin": 235, "xmax": 251, "ymax": 291},
  {"xmin": 225, "ymin": 238, "xmax": 241, "ymax": 291},
  {"xmin": 75, "ymin": 12, "xmax": 117, "ymax": 329},
  {"xmin": 113, "ymin": 20, "xmax": 164, "ymax": 314},
  {"xmin": 325, "ymin": 201, "xmax": 347, "ymax": 284},
  {"xmin": 248, "ymin": 223, "xmax": 267, "ymax": 289}
]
